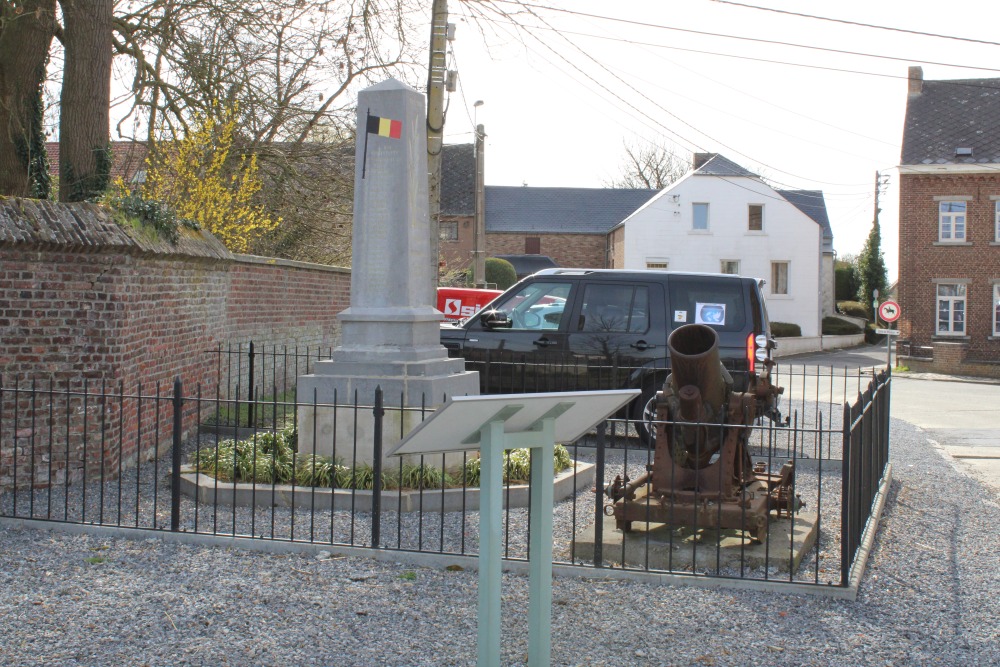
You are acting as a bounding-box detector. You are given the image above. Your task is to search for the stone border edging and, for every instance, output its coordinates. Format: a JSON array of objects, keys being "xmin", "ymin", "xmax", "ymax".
[{"xmin": 179, "ymin": 461, "xmax": 595, "ymax": 512}]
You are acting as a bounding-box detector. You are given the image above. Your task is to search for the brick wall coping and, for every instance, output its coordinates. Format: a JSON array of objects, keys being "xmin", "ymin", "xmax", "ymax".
[
  {"xmin": 0, "ymin": 198, "xmax": 230, "ymax": 260},
  {"xmin": 232, "ymin": 253, "xmax": 349, "ymax": 275}
]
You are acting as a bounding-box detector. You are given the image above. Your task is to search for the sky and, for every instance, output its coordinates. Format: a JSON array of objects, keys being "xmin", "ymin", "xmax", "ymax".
[{"xmin": 434, "ymin": 0, "xmax": 1000, "ymax": 282}]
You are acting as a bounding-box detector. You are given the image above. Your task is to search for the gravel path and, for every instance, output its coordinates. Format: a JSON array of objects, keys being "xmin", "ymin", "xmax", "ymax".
[{"xmin": 2, "ymin": 416, "xmax": 999, "ymax": 666}]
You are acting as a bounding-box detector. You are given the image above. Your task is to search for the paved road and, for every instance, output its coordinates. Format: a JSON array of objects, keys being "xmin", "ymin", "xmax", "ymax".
[{"xmin": 779, "ymin": 345, "xmax": 1000, "ymax": 497}]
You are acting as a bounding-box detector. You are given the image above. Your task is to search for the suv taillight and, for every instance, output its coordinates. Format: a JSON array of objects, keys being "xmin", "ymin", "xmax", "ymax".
[{"xmin": 746, "ymin": 332, "xmax": 756, "ymax": 373}]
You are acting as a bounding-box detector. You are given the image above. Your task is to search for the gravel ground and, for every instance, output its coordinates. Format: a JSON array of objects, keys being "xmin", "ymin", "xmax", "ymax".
[{"xmin": 2, "ymin": 414, "xmax": 999, "ymax": 667}]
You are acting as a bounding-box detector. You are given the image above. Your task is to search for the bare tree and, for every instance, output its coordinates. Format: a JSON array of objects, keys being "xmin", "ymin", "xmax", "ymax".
[
  {"xmin": 605, "ymin": 140, "xmax": 689, "ymax": 190},
  {"xmin": 112, "ymin": 0, "xmax": 420, "ymax": 263},
  {"xmin": 0, "ymin": 0, "xmax": 420, "ymax": 261}
]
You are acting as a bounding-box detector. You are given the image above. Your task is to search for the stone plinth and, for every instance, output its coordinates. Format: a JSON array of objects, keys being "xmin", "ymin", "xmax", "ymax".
[{"xmin": 569, "ymin": 512, "xmax": 819, "ymax": 574}]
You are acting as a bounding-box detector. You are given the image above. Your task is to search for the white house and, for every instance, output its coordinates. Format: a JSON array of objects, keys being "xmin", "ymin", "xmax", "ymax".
[{"xmin": 609, "ymin": 153, "xmax": 832, "ymax": 338}]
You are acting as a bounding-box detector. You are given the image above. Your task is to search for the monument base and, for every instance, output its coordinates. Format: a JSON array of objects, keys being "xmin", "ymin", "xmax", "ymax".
[{"xmin": 297, "ymin": 358, "xmax": 479, "ymax": 466}]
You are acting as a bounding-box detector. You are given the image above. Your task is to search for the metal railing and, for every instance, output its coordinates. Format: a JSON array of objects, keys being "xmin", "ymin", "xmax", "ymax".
[{"xmin": 1, "ymin": 367, "xmax": 891, "ymax": 590}]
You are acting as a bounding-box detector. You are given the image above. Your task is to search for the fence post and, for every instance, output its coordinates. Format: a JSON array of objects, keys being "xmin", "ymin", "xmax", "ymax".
[
  {"xmin": 371, "ymin": 385, "xmax": 384, "ymax": 548},
  {"xmin": 593, "ymin": 420, "xmax": 606, "ymax": 567},
  {"xmin": 171, "ymin": 377, "xmax": 183, "ymax": 532},
  {"xmin": 247, "ymin": 341, "xmax": 255, "ymax": 428},
  {"xmin": 840, "ymin": 401, "xmax": 851, "ymax": 586}
]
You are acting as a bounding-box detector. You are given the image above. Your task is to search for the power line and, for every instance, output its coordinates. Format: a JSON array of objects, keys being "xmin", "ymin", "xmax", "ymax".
[
  {"xmin": 468, "ymin": 2, "xmax": 875, "ymax": 190},
  {"xmin": 465, "ymin": 12, "xmax": 1000, "ymax": 93},
  {"xmin": 711, "ymin": 0, "xmax": 1000, "ymax": 48},
  {"xmin": 488, "ymin": 0, "xmax": 1000, "ymax": 74}
]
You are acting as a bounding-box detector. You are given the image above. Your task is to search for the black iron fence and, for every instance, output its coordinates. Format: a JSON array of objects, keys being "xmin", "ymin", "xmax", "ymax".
[
  {"xmin": 1, "ymin": 363, "xmax": 891, "ymax": 591},
  {"xmin": 207, "ymin": 342, "xmax": 333, "ymax": 427}
]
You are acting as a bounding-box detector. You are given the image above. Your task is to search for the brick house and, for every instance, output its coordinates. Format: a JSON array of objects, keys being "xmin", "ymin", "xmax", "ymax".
[
  {"xmin": 485, "ymin": 185, "xmax": 655, "ymax": 269},
  {"xmin": 438, "ymin": 143, "xmax": 477, "ymax": 272},
  {"xmin": 437, "ymin": 141, "xmax": 656, "ymax": 274},
  {"xmin": 897, "ymin": 67, "xmax": 1000, "ymax": 375}
]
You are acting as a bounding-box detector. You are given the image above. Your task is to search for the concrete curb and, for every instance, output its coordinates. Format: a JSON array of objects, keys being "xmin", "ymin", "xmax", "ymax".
[
  {"xmin": 179, "ymin": 461, "xmax": 596, "ymax": 512},
  {"xmin": 0, "ymin": 516, "xmax": 860, "ymax": 599},
  {"xmin": 844, "ymin": 462, "xmax": 893, "ymax": 601}
]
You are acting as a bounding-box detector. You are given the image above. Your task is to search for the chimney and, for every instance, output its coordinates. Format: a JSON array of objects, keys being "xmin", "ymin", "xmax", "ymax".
[
  {"xmin": 693, "ymin": 153, "xmax": 714, "ymax": 170},
  {"xmin": 908, "ymin": 66, "xmax": 923, "ymax": 95}
]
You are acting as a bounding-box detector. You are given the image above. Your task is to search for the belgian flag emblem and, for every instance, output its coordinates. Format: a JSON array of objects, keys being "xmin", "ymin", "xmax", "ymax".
[
  {"xmin": 361, "ymin": 108, "xmax": 402, "ymax": 179},
  {"xmin": 366, "ymin": 113, "xmax": 402, "ymax": 139}
]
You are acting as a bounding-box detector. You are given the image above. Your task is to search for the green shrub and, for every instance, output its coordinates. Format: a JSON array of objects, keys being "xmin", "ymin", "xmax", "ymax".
[
  {"xmin": 462, "ymin": 445, "xmax": 571, "ymax": 486},
  {"xmin": 485, "ymin": 257, "xmax": 518, "ymax": 290},
  {"xmin": 822, "ymin": 317, "xmax": 863, "ymax": 335},
  {"xmin": 190, "ymin": 428, "xmax": 572, "ymax": 489},
  {"xmin": 771, "ymin": 321, "xmax": 802, "ymax": 337},
  {"xmin": 295, "ymin": 455, "xmax": 346, "ymax": 487},
  {"xmin": 864, "ymin": 322, "xmax": 882, "ymax": 344},
  {"xmin": 835, "ymin": 264, "xmax": 860, "ymax": 301},
  {"xmin": 837, "ymin": 301, "xmax": 869, "ymax": 319}
]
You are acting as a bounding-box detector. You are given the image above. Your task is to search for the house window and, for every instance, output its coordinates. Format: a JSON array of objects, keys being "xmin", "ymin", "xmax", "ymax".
[
  {"xmin": 995, "ymin": 202, "xmax": 1000, "ymax": 241},
  {"xmin": 646, "ymin": 258, "xmax": 669, "ymax": 270},
  {"xmin": 771, "ymin": 261, "xmax": 789, "ymax": 295},
  {"xmin": 692, "ymin": 203, "xmax": 709, "ymax": 231},
  {"xmin": 936, "ymin": 283, "xmax": 966, "ymax": 335},
  {"xmin": 439, "ymin": 221, "xmax": 458, "ymax": 241},
  {"xmin": 721, "ymin": 260, "xmax": 740, "ymax": 275},
  {"xmin": 938, "ymin": 201, "xmax": 967, "ymax": 242},
  {"xmin": 525, "ymin": 237, "xmax": 541, "ymax": 254},
  {"xmin": 993, "ymin": 284, "xmax": 1000, "ymax": 336},
  {"xmin": 748, "ymin": 205, "xmax": 763, "ymax": 231}
]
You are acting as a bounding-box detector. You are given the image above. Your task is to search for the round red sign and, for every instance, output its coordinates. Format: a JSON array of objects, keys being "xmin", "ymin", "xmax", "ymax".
[{"xmin": 878, "ymin": 300, "xmax": 901, "ymax": 323}]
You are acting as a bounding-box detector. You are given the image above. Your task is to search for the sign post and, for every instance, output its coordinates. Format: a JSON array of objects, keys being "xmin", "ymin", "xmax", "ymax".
[
  {"xmin": 389, "ymin": 390, "xmax": 640, "ymax": 667},
  {"xmin": 877, "ymin": 299, "xmax": 901, "ymax": 369}
]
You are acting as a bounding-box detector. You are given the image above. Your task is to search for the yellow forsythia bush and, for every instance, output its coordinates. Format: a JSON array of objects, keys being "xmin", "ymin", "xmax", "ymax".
[{"xmin": 144, "ymin": 106, "xmax": 279, "ymax": 253}]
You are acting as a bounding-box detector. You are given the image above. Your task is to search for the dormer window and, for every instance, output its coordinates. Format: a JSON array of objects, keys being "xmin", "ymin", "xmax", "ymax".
[{"xmin": 955, "ymin": 147, "xmax": 973, "ymax": 157}]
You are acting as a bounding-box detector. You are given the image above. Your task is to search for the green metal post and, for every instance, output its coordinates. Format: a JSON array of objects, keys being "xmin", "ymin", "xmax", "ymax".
[
  {"xmin": 527, "ymin": 419, "xmax": 555, "ymax": 666},
  {"xmin": 477, "ymin": 420, "xmax": 504, "ymax": 667}
]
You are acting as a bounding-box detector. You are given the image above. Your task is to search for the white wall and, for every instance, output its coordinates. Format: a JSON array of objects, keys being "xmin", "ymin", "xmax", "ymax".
[{"xmin": 622, "ymin": 174, "xmax": 823, "ymax": 337}]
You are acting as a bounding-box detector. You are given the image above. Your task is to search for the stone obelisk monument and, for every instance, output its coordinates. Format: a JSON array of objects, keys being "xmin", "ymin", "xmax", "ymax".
[{"xmin": 297, "ymin": 79, "xmax": 479, "ymax": 464}]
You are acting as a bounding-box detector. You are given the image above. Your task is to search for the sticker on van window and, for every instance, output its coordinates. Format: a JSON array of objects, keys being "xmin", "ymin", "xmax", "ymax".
[
  {"xmin": 695, "ymin": 303, "xmax": 726, "ymax": 325},
  {"xmin": 674, "ymin": 310, "xmax": 687, "ymax": 323}
]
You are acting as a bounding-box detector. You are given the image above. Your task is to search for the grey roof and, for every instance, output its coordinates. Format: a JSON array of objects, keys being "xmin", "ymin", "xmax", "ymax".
[
  {"xmin": 693, "ymin": 154, "xmax": 759, "ymax": 178},
  {"xmin": 901, "ymin": 77, "xmax": 1000, "ymax": 165},
  {"xmin": 441, "ymin": 143, "xmax": 475, "ymax": 215},
  {"xmin": 776, "ymin": 189, "xmax": 833, "ymax": 242},
  {"xmin": 485, "ymin": 186, "xmax": 656, "ymax": 234}
]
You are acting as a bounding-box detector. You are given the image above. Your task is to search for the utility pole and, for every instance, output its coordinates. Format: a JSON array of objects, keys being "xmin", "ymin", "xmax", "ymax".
[
  {"xmin": 426, "ymin": 0, "xmax": 449, "ymax": 294},
  {"xmin": 473, "ymin": 123, "xmax": 486, "ymax": 287}
]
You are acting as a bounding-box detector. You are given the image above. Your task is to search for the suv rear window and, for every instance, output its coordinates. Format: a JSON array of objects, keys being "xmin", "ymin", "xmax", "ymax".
[{"xmin": 667, "ymin": 277, "xmax": 746, "ymax": 332}]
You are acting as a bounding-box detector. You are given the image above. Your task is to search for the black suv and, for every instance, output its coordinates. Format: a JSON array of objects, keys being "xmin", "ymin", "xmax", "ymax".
[{"xmin": 440, "ymin": 269, "xmax": 776, "ymax": 440}]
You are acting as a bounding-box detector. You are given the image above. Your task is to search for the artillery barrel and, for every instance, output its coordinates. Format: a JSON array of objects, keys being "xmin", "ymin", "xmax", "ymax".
[{"xmin": 666, "ymin": 323, "xmax": 727, "ymax": 411}]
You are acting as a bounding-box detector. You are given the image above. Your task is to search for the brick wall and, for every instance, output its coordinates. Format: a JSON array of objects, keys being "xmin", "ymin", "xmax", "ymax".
[
  {"xmin": 438, "ymin": 214, "xmax": 475, "ymax": 274},
  {"xmin": 608, "ymin": 227, "xmax": 625, "ymax": 268},
  {"xmin": 487, "ymin": 232, "xmax": 608, "ymax": 269},
  {"xmin": 0, "ymin": 199, "xmax": 350, "ymax": 489},
  {"xmin": 897, "ymin": 173, "xmax": 1000, "ymax": 361}
]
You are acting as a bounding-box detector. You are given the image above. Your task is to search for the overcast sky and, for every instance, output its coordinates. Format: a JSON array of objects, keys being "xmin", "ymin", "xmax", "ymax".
[{"xmin": 438, "ymin": 0, "xmax": 1000, "ymax": 281}]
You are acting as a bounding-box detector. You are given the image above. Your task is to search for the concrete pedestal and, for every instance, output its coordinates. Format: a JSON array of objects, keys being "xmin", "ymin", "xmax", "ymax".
[{"xmin": 570, "ymin": 512, "xmax": 819, "ymax": 574}]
